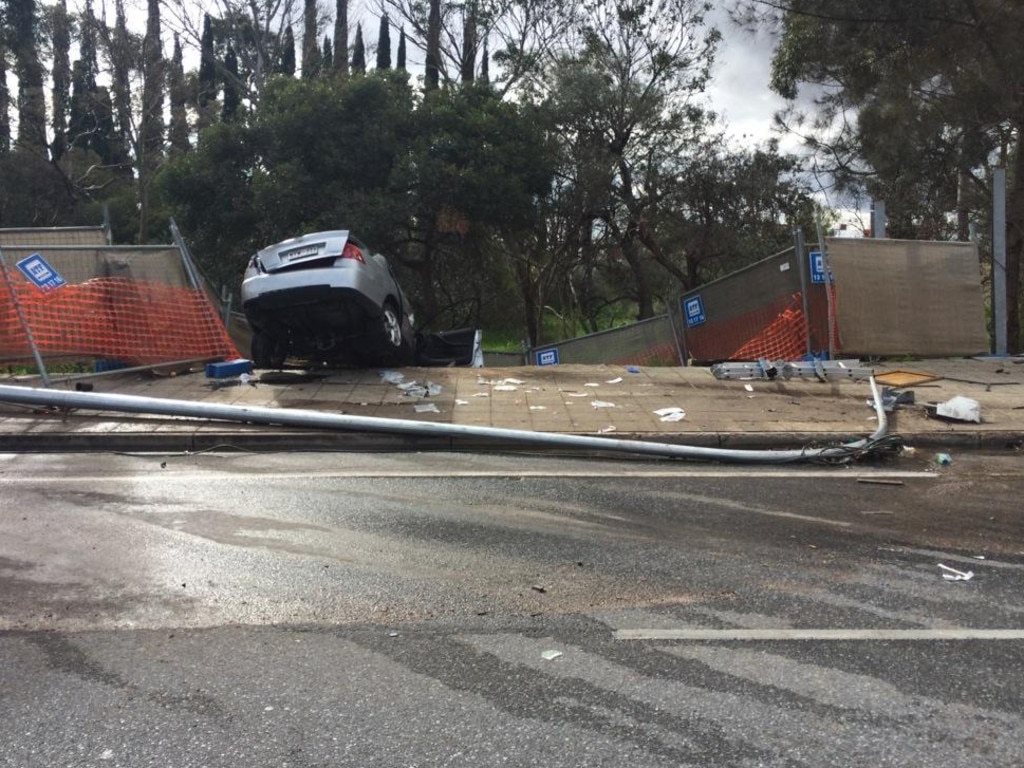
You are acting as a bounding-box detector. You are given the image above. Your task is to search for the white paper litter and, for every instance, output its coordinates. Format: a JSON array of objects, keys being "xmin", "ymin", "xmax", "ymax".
[
  {"xmin": 565, "ymin": 392, "xmax": 589, "ymax": 398},
  {"xmin": 529, "ymin": 405, "xmax": 547, "ymax": 411},
  {"xmin": 591, "ymin": 400, "xmax": 616, "ymax": 409},
  {"xmin": 497, "ymin": 378, "xmax": 524, "ymax": 386},
  {"xmin": 598, "ymin": 426, "xmax": 617, "ymax": 434},
  {"xmin": 455, "ymin": 399, "xmax": 469, "ymax": 405},
  {"xmin": 541, "ymin": 650, "xmax": 563, "ymax": 661},
  {"xmin": 414, "ymin": 403, "xmax": 440, "ymax": 413},
  {"xmin": 938, "ymin": 563, "xmax": 974, "ymax": 581},
  {"xmin": 606, "ymin": 377, "xmax": 623, "ymax": 384},
  {"xmin": 584, "ymin": 382, "xmax": 600, "ymax": 388},
  {"xmin": 935, "ymin": 396, "xmax": 982, "ymax": 423},
  {"xmin": 744, "ymin": 384, "xmax": 754, "ymax": 392},
  {"xmin": 472, "ymin": 392, "xmax": 490, "ymax": 398},
  {"xmin": 493, "ymin": 384, "xmax": 518, "ymax": 392},
  {"xmin": 654, "ymin": 407, "xmax": 686, "ymax": 422},
  {"xmin": 380, "ymin": 370, "xmax": 405, "ymax": 384}
]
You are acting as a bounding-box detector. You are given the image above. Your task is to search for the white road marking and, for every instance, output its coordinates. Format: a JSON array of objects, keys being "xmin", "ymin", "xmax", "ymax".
[{"xmin": 614, "ymin": 628, "xmax": 1024, "ymax": 641}]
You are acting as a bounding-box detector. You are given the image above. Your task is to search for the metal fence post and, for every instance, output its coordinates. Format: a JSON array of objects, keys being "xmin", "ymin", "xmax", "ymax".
[{"xmin": 0, "ymin": 248, "xmax": 51, "ymax": 386}]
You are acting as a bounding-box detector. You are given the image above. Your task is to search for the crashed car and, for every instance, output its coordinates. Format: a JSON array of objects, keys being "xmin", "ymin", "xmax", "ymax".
[{"xmin": 241, "ymin": 230, "xmax": 416, "ymax": 368}]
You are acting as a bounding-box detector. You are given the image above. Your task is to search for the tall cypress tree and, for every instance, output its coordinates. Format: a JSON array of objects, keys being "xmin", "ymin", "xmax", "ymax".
[
  {"xmin": 198, "ymin": 14, "xmax": 216, "ymax": 110},
  {"xmin": 51, "ymin": 0, "xmax": 71, "ymax": 161},
  {"xmin": 110, "ymin": 0, "xmax": 133, "ymax": 168},
  {"xmin": 397, "ymin": 27, "xmax": 406, "ymax": 71},
  {"xmin": 334, "ymin": 0, "xmax": 348, "ymax": 76},
  {"xmin": 351, "ymin": 23, "xmax": 365, "ymax": 74},
  {"xmin": 425, "ymin": 0, "xmax": 440, "ymax": 91},
  {"xmin": 322, "ymin": 36, "xmax": 334, "ymax": 71},
  {"xmin": 222, "ymin": 46, "xmax": 239, "ymax": 121},
  {"xmin": 9, "ymin": 0, "xmax": 47, "ymax": 153},
  {"xmin": 0, "ymin": 36, "xmax": 9, "ymax": 153},
  {"xmin": 279, "ymin": 26, "xmax": 296, "ymax": 76},
  {"xmin": 141, "ymin": 0, "xmax": 164, "ymax": 159},
  {"xmin": 375, "ymin": 14, "xmax": 391, "ymax": 70},
  {"xmin": 168, "ymin": 34, "xmax": 189, "ymax": 154},
  {"xmin": 302, "ymin": 0, "xmax": 321, "ymax": 79}
]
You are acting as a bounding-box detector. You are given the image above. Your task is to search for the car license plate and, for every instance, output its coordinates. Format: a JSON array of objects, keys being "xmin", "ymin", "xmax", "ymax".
[{"xmin": 282, "ymin": 245, "xmax": 321, "ymax": 261}]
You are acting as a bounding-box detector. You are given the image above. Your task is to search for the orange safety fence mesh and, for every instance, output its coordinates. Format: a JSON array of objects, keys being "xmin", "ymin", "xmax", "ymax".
[
  {"xmin": 729, "ymin": 291, "xmax": 842, "ymax": 361},
  {"xmin": 0, "ymin": 277, "xmax": 239, "ymax": 365}
]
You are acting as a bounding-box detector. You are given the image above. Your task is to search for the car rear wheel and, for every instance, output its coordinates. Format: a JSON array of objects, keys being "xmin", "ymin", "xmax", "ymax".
[
  {"xmin": 251, "ymin": 331, "xmax": 288, "ymax": 369},
  {"xmin": 382, "ymin": 302, "xmax": 404, "ymax": 348},
  {"xmin": 375, "ymin": 300, "xmax": 413, "ymax": 365}
]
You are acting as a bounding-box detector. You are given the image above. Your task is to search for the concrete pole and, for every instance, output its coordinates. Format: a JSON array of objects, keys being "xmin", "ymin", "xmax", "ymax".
[
  {"xmin": 993, "ymin": 168, "xmax": 1008, "ymax": 356},
  {"xmin": 871, "ymin": 201, "xmax": 886, "ymax": 238}
]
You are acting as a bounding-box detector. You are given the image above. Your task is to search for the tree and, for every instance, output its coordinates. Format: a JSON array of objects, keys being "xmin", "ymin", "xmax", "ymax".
[
  {"xmin": 279, "ymin": 25, "xmax": 296, "ymax": 75},
  {"xmin": 322, "ymin": 35, "xmax": 333, "ymax": 70},
  {"xmin": 752, "ymin": 0, "xmax": 1024, "ymax": 351},
  {"xmin": 424, "ymin": 0, "xmax": 440, "ymax": 90},
  {"xmin": 169, "ymin": 34, "xmax": 190, "ymax": 154},
  {"xmin": 302, "ymin": 0, "xmax": 321, "ymax": 78},
  {"xmin": 50, "ymin": 0, "xmax": 72, "ymax": 162},
  {"xmin": 334, "ymin": 0, "xmax": 348, "ymax": 76},
  {"xmin": 198, "ymin": 13, "xmax": 217, "ymax": 113},
  {"xmin": 222, "ymin": 45, "xmax": 240, "ymax": 120},
  {"xmin": 541, "ymin": 0, "xmax": 721, "ymax": 319},
  {"xmin": 0, "ymin": 22, "xmax": 9, "ymax": 152},
  {"xmin": 376, "ymin": 14, "xmax": 391, "ymax": 70},
  {"xmin": 396, "ymin": 27, "xmax": 406, "ymax": 70},
  {"xmin": 351, "ymin": 23, "xmax": 365, "ymax": 73},
  {"xmin": 139, "ymin": 0, "xmax": 166, "ymax": 240},
  {"xmin": 9, "ymin": 0, "xmax": 47, "ymax": 154}
]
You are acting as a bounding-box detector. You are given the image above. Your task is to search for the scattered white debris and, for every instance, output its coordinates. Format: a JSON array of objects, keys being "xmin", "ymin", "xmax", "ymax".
[
  {"xmin": 380, "ymin": 370, "xmax": 405, "ymax": 384},
  {"xmin": 493, "ymin": 384, "xmax": 518, "ymax": 392},
  {"xmin": 598, "ymin": 426, "xmax": 617, "ymax": 434},
  {"xmin": 654, "ymin": 407, "xmax": 686, "ymax": 422},
  {"xmin": 472, "ymin": 392, "xmax": 490, "ymax": 398},
  {"xmin": 455, "ymin": 399, "xmax": 469, "ymax": 406},
  {"xmin": 973, "ymin": 555, "xmax": 986, "ymax": 560},
  {"xmin": 606, "ymin": 377, "xmax": 623, "ymax": 384},
  {"xmin": 541, "ymin": 650, "xmax": 563, "ymax": 661},
  {"xmin": 938, "ymin": 563, "xmax": 974, "ymax": 581},
  {"xmin": 584, "ymin": 382, "xmax": 600, "ymax": 388},
  {"xmin": 414, "ymin": 403, "xmax": 440, "ymax": 413},
  {"xmin": 99, "ymin": 750, "xmax": 115, "ymax": 761},
  {"xmin": 495, "ymin": 378, "xmax": 524, "ymax": 386},
  {"xmin": 565, "ymin": 392, "xmax": 589, "ymax": 398},
  {"xmin": 935, "ymin": 395, "xmax": 982, "ymax": 423},
  {"xmin": 591, "ymin": 400, "xmax": 616, "ymax": 409},
  {"xmin": 529, "ymin": 405, "xmax": 547, "ymax": 411},
  {"xmin": 744, "ymin": 384, "xmax": 754, "ymax": 392}
]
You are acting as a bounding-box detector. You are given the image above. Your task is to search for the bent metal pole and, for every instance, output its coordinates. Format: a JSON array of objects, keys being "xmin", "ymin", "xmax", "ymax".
[{"xmin": 0, "ymin": 379, "xmax": 888, "ymax": 464}]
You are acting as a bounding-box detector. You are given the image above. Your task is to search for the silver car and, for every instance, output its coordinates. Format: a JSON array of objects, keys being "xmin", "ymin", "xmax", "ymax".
[{"xmin": 241, "ymin": 230, "xmax": 416, "ymax": 368}]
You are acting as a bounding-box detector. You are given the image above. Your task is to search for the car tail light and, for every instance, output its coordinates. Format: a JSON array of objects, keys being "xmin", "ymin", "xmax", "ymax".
[{"xmin": 339, "ymin": 242, "xmax": 366, "ymax": 264}]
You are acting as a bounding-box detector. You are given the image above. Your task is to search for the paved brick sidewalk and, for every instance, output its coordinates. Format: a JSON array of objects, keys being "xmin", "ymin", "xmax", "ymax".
[{"xmin": 0, "ymin": 359, "xmax": 1022, "ymax": 453}]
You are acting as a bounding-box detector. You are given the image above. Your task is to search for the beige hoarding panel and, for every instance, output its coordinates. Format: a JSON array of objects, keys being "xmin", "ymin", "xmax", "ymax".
[
  {"xmin": 827, "ymin": 238, "xmax": 988, "ymax": 357},
  {"xmin": 0, "ymin": 226, "xmax": 109, "ymax": 247}
]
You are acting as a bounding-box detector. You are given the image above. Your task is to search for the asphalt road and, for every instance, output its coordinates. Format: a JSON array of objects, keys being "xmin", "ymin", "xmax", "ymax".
[{"xmin": 1, "ymin": 450, "xmax": 1023, "ymax": 767}]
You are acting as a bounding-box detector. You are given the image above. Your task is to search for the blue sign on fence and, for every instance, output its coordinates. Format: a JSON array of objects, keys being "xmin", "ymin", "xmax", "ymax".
[
  {"xmin": 683, "ymin": 295, "xmax": 706, "ymax": 327},
  {"xmin": 16, "ymin": 253, "xmax": 66, "ymax": 292},
  {"xmin": 809, "ymin": 251, "xmax": 832, "ymax": 285},
  {"xmin": 536, "ymin": 348, "xmax": 560, "ymax": 366}
]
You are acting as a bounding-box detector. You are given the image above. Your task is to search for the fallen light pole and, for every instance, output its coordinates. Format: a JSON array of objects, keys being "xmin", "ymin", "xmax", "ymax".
[{"xmin": 0, "ymin": 379, "xmax": 891, "ymax": 464}]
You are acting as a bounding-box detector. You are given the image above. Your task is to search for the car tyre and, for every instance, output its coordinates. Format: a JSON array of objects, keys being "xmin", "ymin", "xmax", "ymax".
[
  {"xmin": 251, "ymin": 331, "xmax": 288, "ymax": 369},
  {"xmin": 376, "ymin": 300, "xmax": 413, "ymax": 365}
]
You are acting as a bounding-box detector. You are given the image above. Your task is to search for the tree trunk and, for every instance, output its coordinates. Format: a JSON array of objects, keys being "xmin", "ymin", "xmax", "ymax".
[{"xmin": 620, "ymin": 236, "xmax": 654, "ymax": 320}]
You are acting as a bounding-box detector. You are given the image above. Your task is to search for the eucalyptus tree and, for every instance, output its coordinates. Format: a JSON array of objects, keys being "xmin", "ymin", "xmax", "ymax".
[
  {"xmin": 541, "ymin": 0, "xmax": 721, "ymax": 319},
  {"xmin": 379, "ymin": 0, "xmax": 568, "ymax": 95},
  {"xmin": 161, "ymin": 0, "xmax": 305, "ymax": 105},
  {"xmin": 736, "ymin": 0, "xmax": 1024, "ymax": 351}
]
